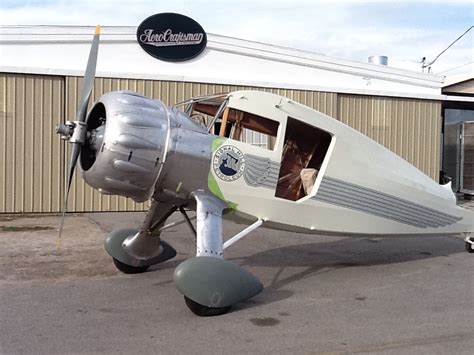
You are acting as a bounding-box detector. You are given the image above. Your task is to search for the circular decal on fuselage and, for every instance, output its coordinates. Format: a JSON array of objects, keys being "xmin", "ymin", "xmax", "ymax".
[{"xmin": 213, "ymin": 145, "xmax": 245, "ymax": 181}]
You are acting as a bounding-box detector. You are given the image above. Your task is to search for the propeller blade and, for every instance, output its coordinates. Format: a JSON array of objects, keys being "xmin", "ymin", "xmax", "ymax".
[
  {"xmin": 57, "ymin": 26, "xmax": 101, "ymax": 245},
  {"xmin": 58, "ymin": 142, "xmax": 82, "ymax": 241},
  {"xmin": 77, "ymin": 25, "xmax": 101, "ymax": 123},
  {"xmin": 66, "ymin": 143, "xmax": 82, "ymax": 198}
]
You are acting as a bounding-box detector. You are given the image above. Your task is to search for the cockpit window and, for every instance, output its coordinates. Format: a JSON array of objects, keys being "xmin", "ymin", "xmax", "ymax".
[
  {"xmin": 189, "ymin": 95, "xmax": 279, "ymax": 151},
  {"xmin": 217, "ymin": 108, "xmax": 279, "ymax": 150},
  {"xmin": 181, "ymin": 94, "xmax": 228, "ymax": 129},
  {"xmin": 275, "ymin": 117, "xmax": 332, "ymax": 201}
]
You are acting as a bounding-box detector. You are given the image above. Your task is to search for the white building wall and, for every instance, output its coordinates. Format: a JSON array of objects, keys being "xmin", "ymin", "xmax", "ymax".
[{"xmin": 1, "ymin": 26, "xmax": 445, "ymax": 99}]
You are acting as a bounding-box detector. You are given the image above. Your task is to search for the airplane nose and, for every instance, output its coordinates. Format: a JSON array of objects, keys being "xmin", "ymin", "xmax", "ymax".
[{"xmin": 80, "ymin": 91, "xmax": 169, "ymax": 202}]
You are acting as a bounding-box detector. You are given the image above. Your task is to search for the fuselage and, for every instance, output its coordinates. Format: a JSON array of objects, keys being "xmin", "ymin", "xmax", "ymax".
[
  {"xmin": 82, "ymin": 90, "xmax": 473, "ymax": 238},
  {"xmin": 207, "ymin": 91, "xmax": 473, "ymax": 237}
]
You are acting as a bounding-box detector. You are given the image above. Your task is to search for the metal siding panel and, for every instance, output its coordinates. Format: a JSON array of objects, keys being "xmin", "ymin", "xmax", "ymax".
[
  {"xmin": 391, "ymin": 99, "xmax": 400, "ymax": 155},
  {"xmin": 0, "ymin": 73, "xmax": 63, "ymax": 213},
  {"xmin": 39, "ymin": 76, "xmax": 61, "ymax": 213},
  {"xmin": 425, "ymin": 102, "xmax": 432, "ymax": 177},
  {"xmin": 11, "ymin": 74, "xmax": 17, "ymax": 211},
  {"xmin": 407, "ymin": 100, "xmax": 415, "ymax": 166},
  {"xmin": 337, "ymin": 94, "xmax": 441, "ymax": 180},
  {"xmin": 400, "ymin": 100, "xmax": 408, "ymax": 162},
  {"xmin": 418, "ymin": 102, "xmax": 426, "ymax": 174},
  {"xmin": 15, "ymin": 76, "xmax": 24, "ymax": 212},
  {"xmin": 44, "ymin": 77, "xmax": 63, "ymax": 213},
  {"xmin": 0, "ymin": 75, "xmax": 10, "ymax": 212},
  {"xmin": 424, "ymin": 102, "xmax": 432, "ymax": 176},
  {"xmin": 24, "ymin": 76, "xmax": 34, "ymax": 212},
  {"xmin": 32, "ymin": 77, "xmax": 42, "ymax": 212},
  {"xmin": 0, "ymin": 76, "xmax": 5, "ymax": 211},
  {"xmin": 433, "ymin": 101, "xmax": 442, "ymax": 180}
]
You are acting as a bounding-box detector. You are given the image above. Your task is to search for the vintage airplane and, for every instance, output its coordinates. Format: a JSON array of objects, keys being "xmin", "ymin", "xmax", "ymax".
[{"xmin": 56, "ymin": 26, "xmax": 474, "ymax": 316}]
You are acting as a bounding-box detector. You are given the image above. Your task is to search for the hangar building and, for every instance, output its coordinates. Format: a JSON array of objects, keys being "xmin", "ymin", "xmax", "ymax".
[{"xmin": 0, "ymin": 25, "xmax": 472, "ymax": 213}]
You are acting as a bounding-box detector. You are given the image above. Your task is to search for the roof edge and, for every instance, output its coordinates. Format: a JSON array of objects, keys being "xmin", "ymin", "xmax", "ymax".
[
  {"xmin": 2, "ymin": 66, "xmax": 464, "ymax": 102},
  {"xmin": 0, "ymin": 25, "xmax": 444, "ymax": 87}
]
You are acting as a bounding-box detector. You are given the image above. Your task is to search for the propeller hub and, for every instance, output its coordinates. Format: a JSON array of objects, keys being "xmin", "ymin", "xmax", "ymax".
[
  {"xmin": 55, "ymin": 121, "xmax": 89, "ymax": 145},
  {"xmin": 69, "ymin": 121, "xmax": 88, "ymax": 145},
  {"xmin": 55, "ymin": 121, "xmax": 75, "ymax": 140}
]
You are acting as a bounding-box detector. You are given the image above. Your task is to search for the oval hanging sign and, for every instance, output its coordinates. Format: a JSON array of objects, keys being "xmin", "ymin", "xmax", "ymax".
[{"xmin": 137, "ymin": 13, "xmax": 207, "ymax": 62}]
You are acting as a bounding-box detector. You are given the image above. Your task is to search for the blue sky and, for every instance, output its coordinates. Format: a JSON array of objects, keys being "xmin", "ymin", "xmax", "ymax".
[{"xmin": 1, "ymin": 0, "xmax": 473, "ymax": 76}]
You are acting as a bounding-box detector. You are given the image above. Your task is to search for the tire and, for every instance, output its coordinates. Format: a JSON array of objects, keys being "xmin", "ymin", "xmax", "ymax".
[
  {"xmin": 184, "ymin": 296, "xmax": 231, "ymax": 317},
  {"xmin": 465, "ymin": 241, "xmax": 474, "ymax": 254},
  {"xmin": 113, "ymin": 258, "xmax": 149, "ymax": 274}
]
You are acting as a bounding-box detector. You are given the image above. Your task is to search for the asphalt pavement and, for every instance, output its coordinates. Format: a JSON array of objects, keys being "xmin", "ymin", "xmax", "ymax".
[{"xmin": 1, "ymin": 203, "xmax": 473, "ymax": 354}]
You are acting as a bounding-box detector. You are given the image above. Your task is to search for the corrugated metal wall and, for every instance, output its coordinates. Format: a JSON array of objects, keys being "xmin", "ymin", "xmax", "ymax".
[
  {"xmin": 0, "ymin": 73, "xmax": 63, "ymax": 213},
  {"xmin": 0, "ymin": 72, "xmax": 440, "ymax": 213}
]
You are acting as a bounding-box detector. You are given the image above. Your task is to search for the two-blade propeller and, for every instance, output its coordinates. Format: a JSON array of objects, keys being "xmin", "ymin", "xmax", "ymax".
[{"xmin": 56, "ymin": 25, "xmax": 101, "ymax": 241}]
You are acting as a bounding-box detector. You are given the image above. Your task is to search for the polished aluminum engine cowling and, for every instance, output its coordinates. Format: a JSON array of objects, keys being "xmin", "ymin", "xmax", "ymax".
[{"xmin": 81, "ymin": 91, "xmax": 213, "ymax": 203}]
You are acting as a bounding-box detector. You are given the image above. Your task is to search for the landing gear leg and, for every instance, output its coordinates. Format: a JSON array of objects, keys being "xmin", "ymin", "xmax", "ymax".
[
  {"xmin": 174, "ymin": 192, "xmax": 263, "ymax": 316},
  {"xmin": 105, "ymin": 199, "xmax": 177, "ymax": 273}
]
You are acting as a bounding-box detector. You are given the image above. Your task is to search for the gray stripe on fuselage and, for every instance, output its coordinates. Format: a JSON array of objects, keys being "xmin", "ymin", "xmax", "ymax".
[{"xmin": 312, "ymin": 176, "xmax": 461, "ymax": 228}]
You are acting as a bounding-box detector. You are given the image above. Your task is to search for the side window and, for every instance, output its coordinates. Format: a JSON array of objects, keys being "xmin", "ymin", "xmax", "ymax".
[
  {"xmin": 275, "ymin": 117, "xmax": 332, "ymax": 201},
  {"xmin": 189, "ymin": 95, "xmax": 227, "ymax": 128},
  {"xmin": 218, "ymin": 108, "xmax": 279, "ymax": 150}
]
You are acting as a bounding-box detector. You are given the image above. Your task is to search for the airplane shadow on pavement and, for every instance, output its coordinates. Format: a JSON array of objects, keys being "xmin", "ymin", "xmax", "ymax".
[
  {"xmin": 143, "ymin": 233, "xmax": 464, "ymax": 312},
  {"xmin": 231, "ymin": 235, "xmax": 464, "ymax": 310}
]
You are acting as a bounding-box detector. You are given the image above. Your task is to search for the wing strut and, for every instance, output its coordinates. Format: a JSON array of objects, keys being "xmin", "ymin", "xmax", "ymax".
[{"xmin": 223, "ymin": 219, "xmax": 263, "ymax": 250}]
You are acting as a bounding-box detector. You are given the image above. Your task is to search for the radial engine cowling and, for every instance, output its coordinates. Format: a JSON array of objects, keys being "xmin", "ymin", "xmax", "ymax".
[{"xmin": 81, "ymin": 91, "xmax": 169, "ymax": 202}]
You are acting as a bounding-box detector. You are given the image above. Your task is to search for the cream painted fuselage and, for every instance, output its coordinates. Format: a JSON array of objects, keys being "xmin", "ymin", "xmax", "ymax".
[{"xmin": 208, "ymin": 91, "xmax": 473, "ymax": 237}]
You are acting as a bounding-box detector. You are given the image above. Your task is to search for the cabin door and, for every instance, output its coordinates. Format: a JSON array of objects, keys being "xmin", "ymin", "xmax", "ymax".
[{"xmin": 275, "ymin": 117, "xmax": 332, "ymax": 201}]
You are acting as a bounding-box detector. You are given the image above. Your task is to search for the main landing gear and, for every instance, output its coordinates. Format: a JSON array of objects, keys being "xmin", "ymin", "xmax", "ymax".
[
  {"xmin": 184, "ymin": 296, "xmax": 231, "ymax": 317},
  {"xmin": 173, "ymin": 192, "xmax": 263, "ymax": 316},
  {"xmin": 105, "ymin": 228, "xmax": 177, "ymax": 273},
  {"xmin": 465, "ymin": 235, "xmax": 474, "ymax": 253},
  {"xmin": 113, "ymin": 258, "xmax": 149, "ymax": 274},
  {"xmin": 105, "ymin": 200, "xmax": 178, "ymax": 274},
  {"xmin": 104, "ymin": 193, "xmax": 264, "ymax": 316}
]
